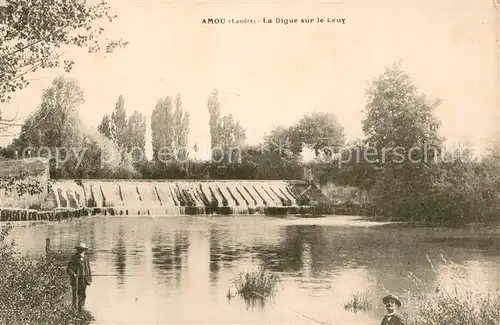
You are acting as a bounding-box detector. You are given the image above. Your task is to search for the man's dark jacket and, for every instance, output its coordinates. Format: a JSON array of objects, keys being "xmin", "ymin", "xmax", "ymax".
[
  {"xmin": 66, "ymin": 253, "xmax": 92, "ymax": 286},
  {"xmin": 380, "ymin": 314, "xmax": 405, "ymax": 325}
]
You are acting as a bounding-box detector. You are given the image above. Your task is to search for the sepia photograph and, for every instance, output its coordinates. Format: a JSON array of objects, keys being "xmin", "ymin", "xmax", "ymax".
[{"xmin": 0, "ymin": 0, "xmax": 498, "ymax": 324}]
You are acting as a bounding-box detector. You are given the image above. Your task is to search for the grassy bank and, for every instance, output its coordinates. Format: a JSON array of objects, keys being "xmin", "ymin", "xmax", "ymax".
[
  {"xmin": 340, "ymin": 255, "xmax": 500, "ymax": 325},
  {"xmin": 404, "ymin": 289, "xmax": 500, "ymax": 325},
  {"xmin": 403, "ymin": 255, "xmax": 499, "ymax": 325},
  {"xmin": 0, "ymin": 224, "xmax": 94, "ymax": 325}
]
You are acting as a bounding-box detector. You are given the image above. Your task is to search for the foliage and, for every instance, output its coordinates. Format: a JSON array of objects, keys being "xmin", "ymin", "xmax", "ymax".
[
  {"xmin": 0, "ymin": 0, "xmax": 127, "ymax": 104},
  {"xmin": 2, "ymin": 61, "xmax": 499, "ymax": 226},
  {"xmin": 98, "ymin": 97, "xmax": 146, "ymax": 167},
  {"xmin": 232, "ymin": 266, "xmax": 281, "ymax": 300},
  {"xmin": 362, "ymin": 62, "xmax": 443, "ymax": 167},
  {"xmin": 126, "ymin": 110, "xmax": 146, "ymax": 162},
  {"xmin": 97, "ymin": 114, "xmax": 114, "ymax": 140},
  {"xmin": 207, "ymin": 89, "xmax": 246, "ymax": 159},
  {"xmin": 318, "ymin": 141, "xmax": 379, "ymax": 189},
  {"xmin": 8, "ymin": 77, "xmax": 138, "ymax": 179},
  {"xmin": 290, "ymin": 112, "xmax": 346, "ymax": 157},
  {"xmin": 353, "ymin": 63, "xmax": 445, "ymax": 221},
  {"xmin": 0, "ymin": 170, "xmax": 44, "ymax": 196},
  {"xmin": 402, "ymin": 255, "xmax": 500, "ymax": 325},
  {"xmin": 427, "ymin": 145, "xmax": 500, "ymax": 224},
  {"xmin": 261, "ymin": 126, "xmax": 297, "ymax": 156},
  {"xmin": 216, "ymin": 114, "xmax": 246, "ymax": 151},
  {"xmin": 9, "ymin": 76, "xmax": 90, "ymax": 178},
  {"xmin": 343, "ymin": 292, "xmax": 373, "ymax": 312},
  {"xmin": 110, "ymin": 95, "xmax": 128, "ymax": 148},
  {"xmin": 243, "ymin": 144, "xmax": 303, "ymax": 179},
  {"xmin": 361, "ymin": 143, "xmax": 500, "ymax": 224},
  {"xmin": 13, "ymin": 76, "xmax": 84, "ymax": 150},
  {"xmin": 309, "ymin": 63, "xmax": 500, "ymax": 225},
  {"xmin": 208, "ymin": 89, "xmax": 221, "ymax": 149},
  {"xmin": 0, "ymin": 224, "xmax": 94, "ymax": 325},
  {"xmin": 150, "ymin": 94, "xmax": 191, "ymax": 163},
  {"xmin": 172, "ymin": 93, "xmax": 190, "ymax": 160},
  {"xmin": 134, "ymin": 145, "xmax": 304, "ymax": 180},
  {"xmin": 151, "ymin": 96, "xmax": 174, "ymax": 162}
]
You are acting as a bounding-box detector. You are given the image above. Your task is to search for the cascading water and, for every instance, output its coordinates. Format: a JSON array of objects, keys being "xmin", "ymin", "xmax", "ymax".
[{"xmin": 45, "ymin": 180, "xmax": 324, "ymax": 216}]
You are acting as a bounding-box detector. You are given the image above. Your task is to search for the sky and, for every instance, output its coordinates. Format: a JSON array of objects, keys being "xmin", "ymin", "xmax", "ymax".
[{"xmin": 1, "ymin": 0, "xmax": 498, "ymax": 160}]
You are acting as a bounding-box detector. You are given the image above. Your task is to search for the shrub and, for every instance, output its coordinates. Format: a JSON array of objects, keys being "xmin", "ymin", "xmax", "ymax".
[
  {"xmin": 402, "ymin": 255, "xmax": 500, "ymax": 325},
  {"xmin": 232, "ymin": 266, "xmax": 281, "ymax": 301},
  {"xmin": 0, "ymin": 224, "xmax": 94, "ymax": 325},
  {"xmin": 343, "ymin": 292, "xmax": 373, "ymax": 312}
]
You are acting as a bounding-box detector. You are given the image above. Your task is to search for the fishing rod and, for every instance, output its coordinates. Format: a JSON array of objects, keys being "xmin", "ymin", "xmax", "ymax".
[
  {"xmin": 249, "ymin": 290, "xmax": 333, "ymax": 325},
  {"xmin": 92, "ymin": 274, "xmax": 137, "ymax": 277},
  {"xmin": 227, "ymin": 280, "xmax": 333, "ymax": 325}
]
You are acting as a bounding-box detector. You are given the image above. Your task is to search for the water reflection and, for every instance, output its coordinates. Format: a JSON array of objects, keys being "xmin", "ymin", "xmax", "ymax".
[
  {"xmin": 208, "ymin": 223, "xmax": 252, "ymax": 275},
  {"xmin": 5, "ymin": 217, "xmax": 499, "ymax": 325},
  {"xmin": 241, "ymin": 296, "xmax": 268, "ymax": 310},
  {"xmin": 88, "ymin": 220, "xmax": 96, "ymax": 257},
  {"xmin": 257, "ymin": 226, "xmax": 303, "ymax": 272},
  {"xmin": 151, "ymin": 228, "xmax": 189, "ymax": 288},
  {"xmin": 112, "ymin": 223, "xmax": 126, "ymax": 286},
  {"xmin": 209, "ymin": 225, "xmax": 221, "ymax": 283}
]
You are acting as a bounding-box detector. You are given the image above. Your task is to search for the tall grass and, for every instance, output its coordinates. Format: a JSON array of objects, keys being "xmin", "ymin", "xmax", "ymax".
[
  {"xmin": 402, "ymin": 254, "xmax": 500, "ymax": 325},
  {"xmin": 0, "ymin": 223, "xmax": 95, "ymax": 325},
  {"xmin": 343, "ymin": 292, "xmax": 373, "ymax": 312},
  {"xmin": 232, "ymin": 266, "xmax": 281, "ymax": 301}
]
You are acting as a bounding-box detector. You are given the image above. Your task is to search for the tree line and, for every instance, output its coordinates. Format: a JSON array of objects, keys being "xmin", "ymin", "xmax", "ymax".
[{"xmin": 0, "ymin": 63, "xmax": 499, "ymax": 225}]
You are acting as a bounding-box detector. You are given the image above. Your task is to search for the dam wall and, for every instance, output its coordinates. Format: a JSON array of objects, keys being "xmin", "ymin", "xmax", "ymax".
[{"xmin": 42, "ymin": 179, "xmax": 328, "ymax": 216}]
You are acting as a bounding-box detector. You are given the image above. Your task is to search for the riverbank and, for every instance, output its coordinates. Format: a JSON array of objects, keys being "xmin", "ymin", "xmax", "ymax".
[
  {"xmin": 360, "ymin": 214, "xmax": 500, "ymax": 229},
  {"xmin": 0, "ymin": 224, "xmax": 94, "ymax": 325}
]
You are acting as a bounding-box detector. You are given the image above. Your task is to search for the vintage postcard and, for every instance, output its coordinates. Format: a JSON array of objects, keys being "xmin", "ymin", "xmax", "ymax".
[{"xmin": 0, "ymin": 0, "xmax": 498, "ymax": 325}]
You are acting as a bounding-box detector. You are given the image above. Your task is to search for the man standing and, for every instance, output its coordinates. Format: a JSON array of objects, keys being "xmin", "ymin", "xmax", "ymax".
[
  {"xmin": 66, "ymin": 243, "xmax": 92, "ymax": 312},
  {"xmin": 380, "ymin": 294, "xmax": 406, "ymax": 325}
]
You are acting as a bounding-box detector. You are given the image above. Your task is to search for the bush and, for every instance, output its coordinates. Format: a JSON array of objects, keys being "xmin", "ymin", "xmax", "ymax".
[
  {"xmin": 232, "ymin": 266, "xmax": 281, "ymax": 301},
  {"xmin": 0, "ymin": 224, "xmax": 94, "ymax": 325},
  {"xmin": 402, "ymin": 255, "xmax": 500, "ymax": 325},
  {"xmin": 343, "ymin": 292, "xmax": 373, "ymax": 312}
]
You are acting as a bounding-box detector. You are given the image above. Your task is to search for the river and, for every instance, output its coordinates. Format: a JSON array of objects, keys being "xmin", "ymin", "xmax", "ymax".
[{"xmin": 7, "ymin": 215, "xmax": 500, "ymax": 325}]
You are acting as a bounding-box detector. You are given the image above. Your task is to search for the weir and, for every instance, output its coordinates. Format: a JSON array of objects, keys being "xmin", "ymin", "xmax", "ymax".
[{"xmin": 43, "ymin": 180, "xmax": 326, "ymax": 216}]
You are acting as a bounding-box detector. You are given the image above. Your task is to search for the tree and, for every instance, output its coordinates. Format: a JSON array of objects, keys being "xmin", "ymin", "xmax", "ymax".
[
  {"xmin": 14, "ymin": 76, "xmax": 83, "ymax": 151},
  {"xmin": 173, "ymin": 93, "xmax": 190, "ymax": 160},
  {"xmin": 126, "ymin": 110, "xmax": 146, "ymax": 162},
  {"xmin": 151, "ymin": 97, "xmax": 174, "ymax": 162},
  {"xmin": 208, "ymin": 89, "xmax": 221, "ymax": 149},
  {"xmin": 97, "ymin": 114, "xmax": 114, "ymax": 140},
  {"xmin": 361, "ymin": 62, "xmax": 443, "ymax": 168},
  {"xmin": 254, "ymin": 126, "xmax": 303, "ymax": 179},
  {"xmin": 0, "ymin": 0, "xmax": 127, "ymax": 105},
  {"xmin": 360, "ymin": 63, "xmax": 444, "ymax": 221},
  {"xmin": 9, "ymin": 76, "xmax": 138, "ymax": 179},
  {"xmin": 217, "ymin": 114, "xmax": 246, "ymax": 151},
  {"xmin": 319, "ymin": 140, "xmax": 379, "ymax": 190},
  {"xmin": 9, "ymin": 76, "xmax": 86, "ymax": 178},
  {"xmin": 98, "ymin": 98, "xmax": 146, "ymax": 163},
  {"xmin": 261, "ymin": 125, "xmax": 297, "ymax": 156},
  {"xmin": 206, "ymin": 89, "xmax": 246, "ymax": 162},
  {"xmin": 110, "ymin": 95, "xmax": 127, "ymax": 148},
  {"xmin": 290, "ymin": 112, "xmax": 346, "ymax": 157}
]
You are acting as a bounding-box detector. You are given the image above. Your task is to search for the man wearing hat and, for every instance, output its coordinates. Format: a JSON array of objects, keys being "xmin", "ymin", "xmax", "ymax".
[
  {"xmin": 66, "ymin": 243, "xmax": 92, "ymax": 312},
  {"xmin": 380, "ymin": 294, "xmax": 405, "ymax": 325}
]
